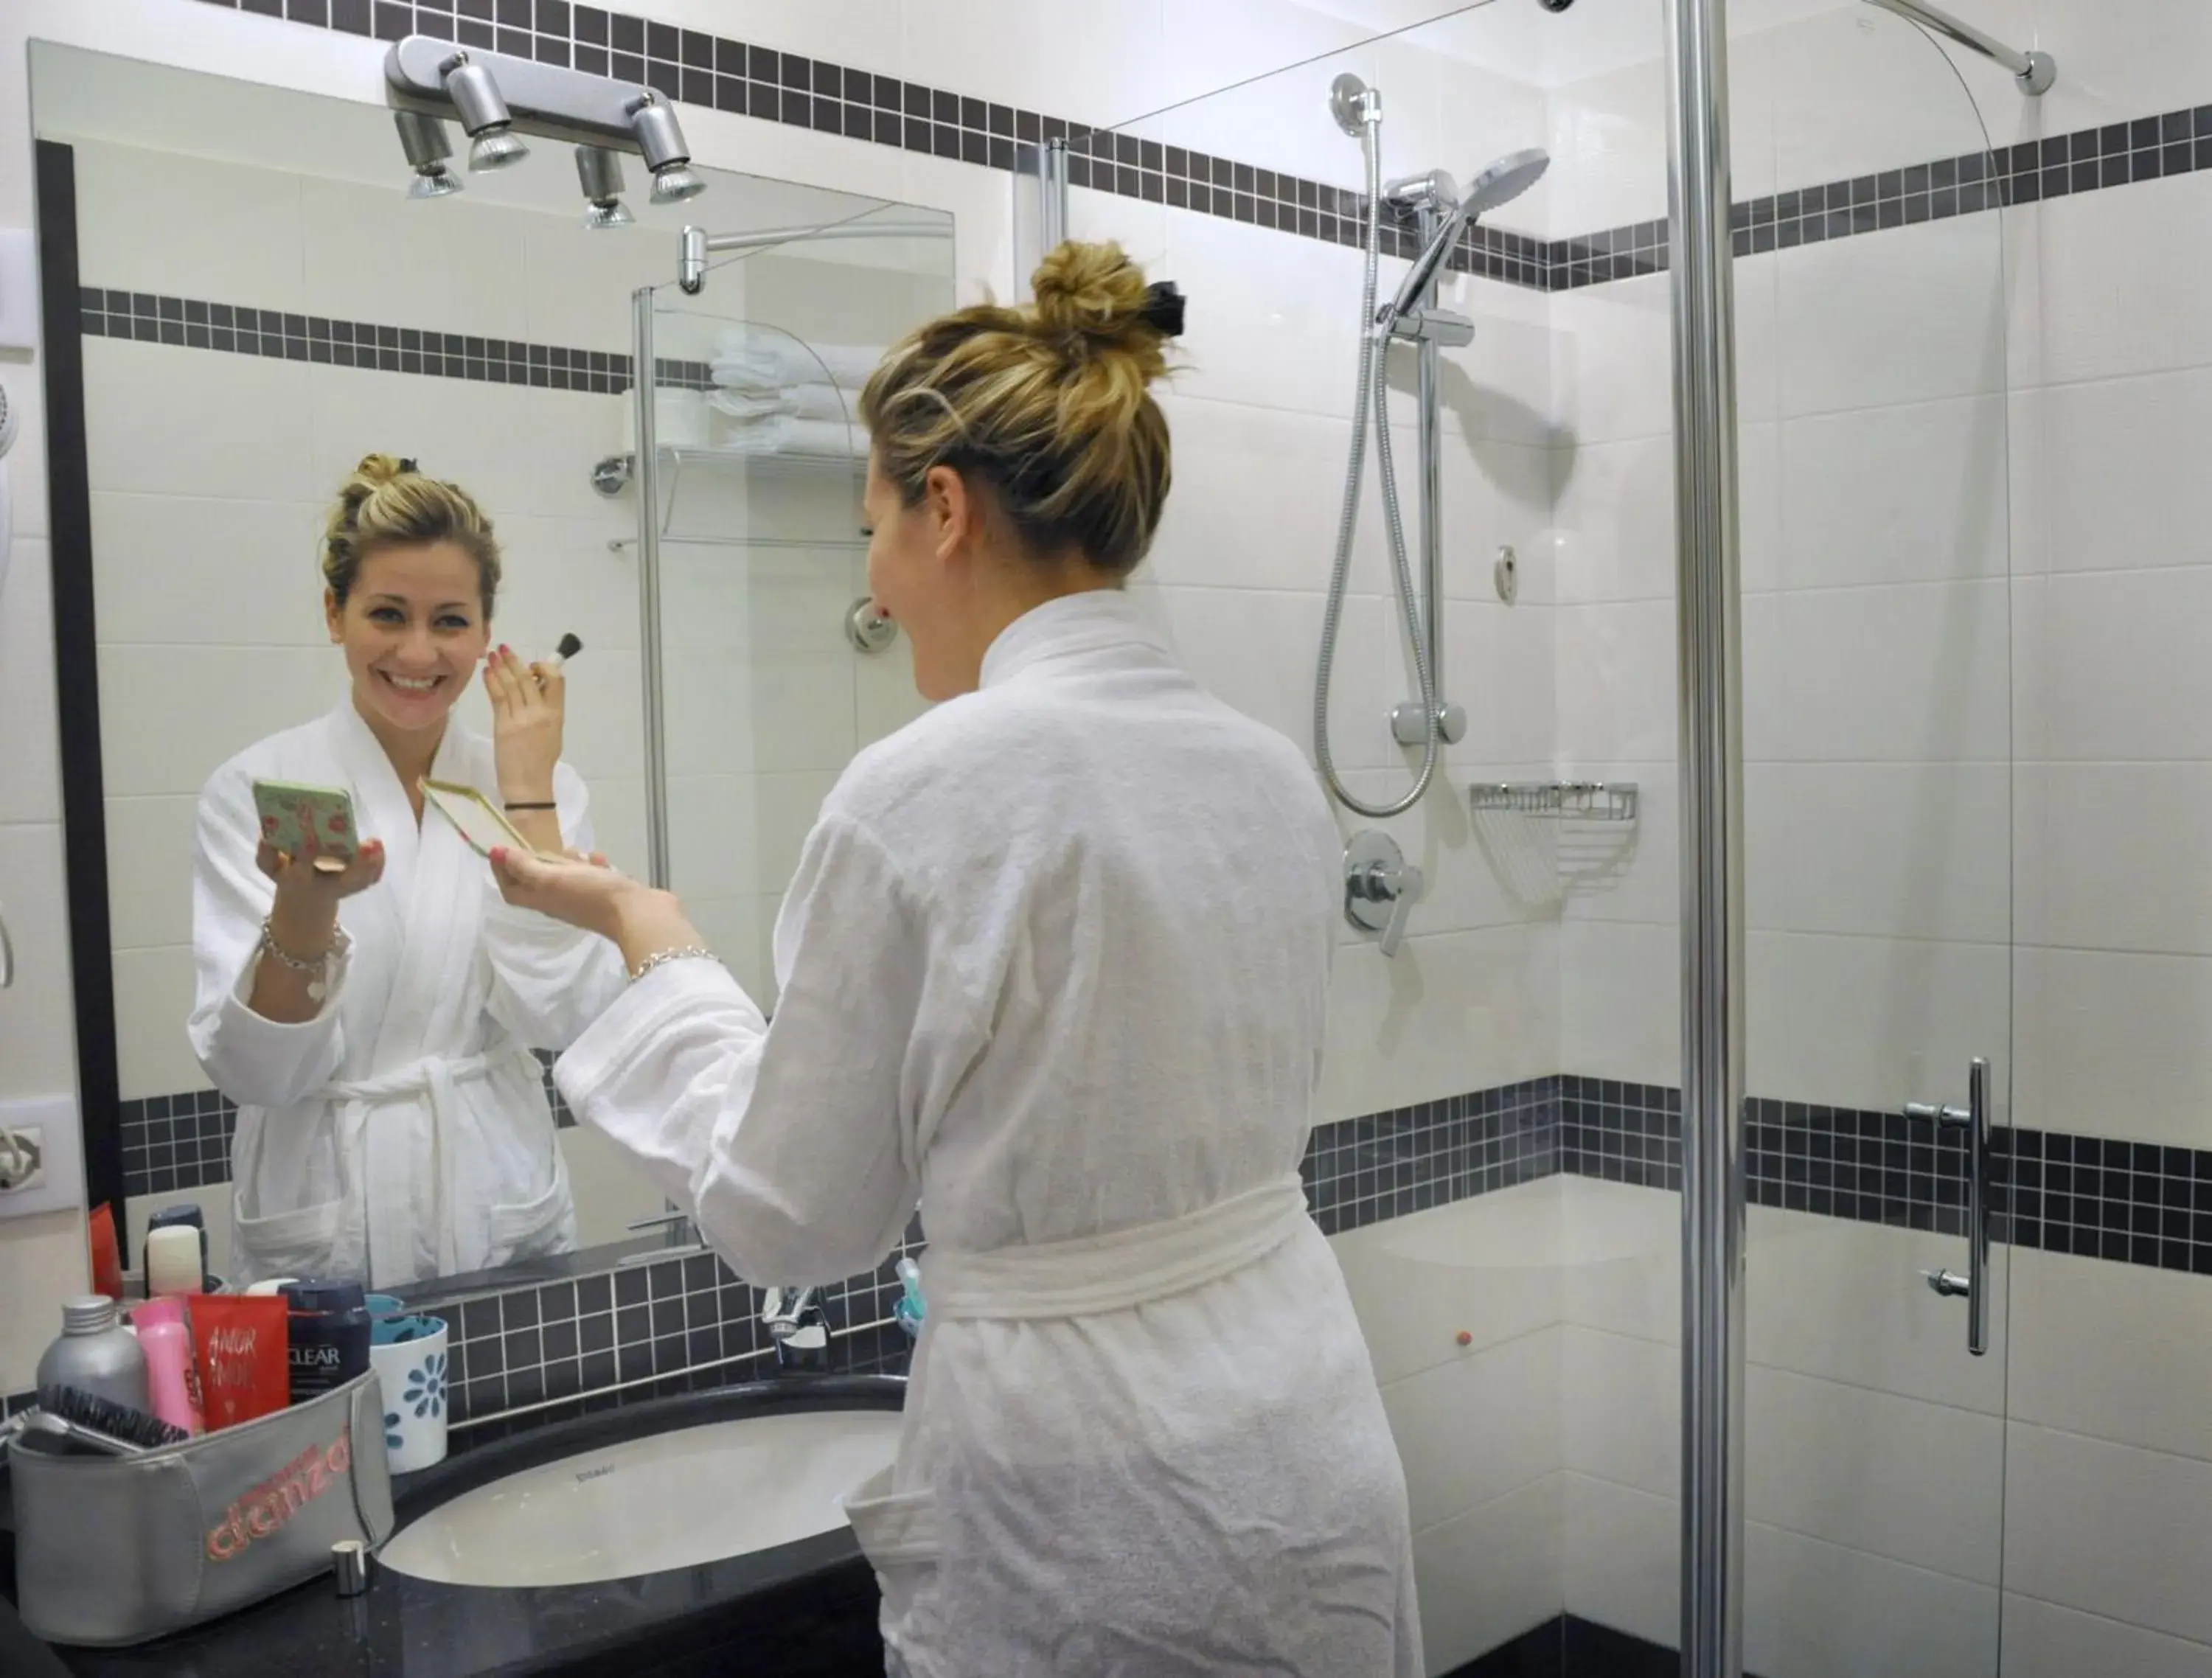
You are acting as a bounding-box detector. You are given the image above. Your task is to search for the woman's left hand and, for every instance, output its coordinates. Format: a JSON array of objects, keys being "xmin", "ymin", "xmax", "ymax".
[
  {"xmin": 490, "ymin": 846, "xmax": 639, "ymax": 939},
  {"xmin": 493, "ymin": 848, "xmax": 710, "ymax": 971},
  {"xmin": 486, "ymin": 644, "xmax": 563, "ymax": 804}
]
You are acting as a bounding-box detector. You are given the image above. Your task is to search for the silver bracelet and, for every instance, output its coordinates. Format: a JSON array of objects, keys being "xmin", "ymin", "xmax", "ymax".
[
  {"xmin": 628, "ymin": 946, "xmax": 720, "ymax": 983},
  {"xmin": 260, "ymin": 919, "xmax": 350, "ymax": 1000}
]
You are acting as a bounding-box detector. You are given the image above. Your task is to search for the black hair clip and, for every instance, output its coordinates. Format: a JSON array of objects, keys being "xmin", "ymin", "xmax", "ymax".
[
  {"xmin": 1138, "ymin": 281, "xmax": 1186, "ymax": 338},
  {"xmin": 398, "ymin": 456, "xmax": 420, "ymax": 474}
]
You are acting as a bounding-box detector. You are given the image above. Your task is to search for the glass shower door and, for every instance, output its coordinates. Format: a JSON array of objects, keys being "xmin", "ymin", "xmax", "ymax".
[
  {"xmin": 1736, "ymin": 8, "xmax": 2014, "ymax": 1674},
  {"xmin": 630, "ymin": 220, "xmax": 949, "ymax": 1002}
]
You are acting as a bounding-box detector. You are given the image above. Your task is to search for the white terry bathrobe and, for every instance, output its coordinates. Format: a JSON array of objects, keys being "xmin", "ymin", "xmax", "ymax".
[
  {"xmin": 191, "ymin": 703, "xmax": 628, "ymax": 1289},
  {"xmin": 557, "ymin": 591, "xmax": 1422, "ymax": 1677}
]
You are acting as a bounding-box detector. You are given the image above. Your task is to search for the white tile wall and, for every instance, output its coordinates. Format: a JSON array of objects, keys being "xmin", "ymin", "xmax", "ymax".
[
  {"xmin": 1331, "ymin": 1189, "xmax": 1565, "ymax": 1669},
  {"xmin": 1557, "ymin": 1180, "xmax": 2012, "ymax": 1667},
  {"xmin": 2005, "ymin": 1424, "xmax": 2212, "ymax": 1649},
  {"xmin": 1562, "ymin": 1472, "xmax": 1678, "ymax": 1649},
  {"xmin": 2001, "ymin": 1596, "xmax": 2212, "ymax": 1678},
  {"xmin": 1745, "ymin": 1524, "xmax": 1999, "ymax": 1678},
  {"xmin": 1412, "ymin": 1475, "xmax": 1565, "ymax": 1676}
]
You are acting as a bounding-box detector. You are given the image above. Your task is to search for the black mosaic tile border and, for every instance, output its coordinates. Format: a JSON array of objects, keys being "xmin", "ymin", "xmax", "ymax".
[
  {"xmin": 118, "ymin": 1056, "xmax": 574, "ymax": 1200},
  {"xmin": 1998, "ymin": 1128, "xmax": 2212, "ymax": 1276},
  {"xmin": 1561, "ymin": 1076, "xmax": 1977, "ymax": 1238},
  {"xmin": 1302, "ymin": 1076, "xmax": 1558, "ymax": 1236},
  {"xmin": 193, "ymin": 0, "xmax": 2212, "ymax": 301},
  {"xmin": 117, "ymin": 1086, "xmax": 237, "ymax": 1198},
  {"xmin": 79, "ymin": 286, "xmax": 649, "ymax": 391},
  {"xmin": 52, "ymin": 1066, "xmax": 2212, "ymax": 1442},
  {"xmin": 425, "ymin": 1214, "xmax": 925, "ymax": 1437}
]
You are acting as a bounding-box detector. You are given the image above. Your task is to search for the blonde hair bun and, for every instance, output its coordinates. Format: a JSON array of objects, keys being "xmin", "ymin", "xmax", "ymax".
[
  {"xmin": 1030, "ymin": 241, "xmax": 1169, "ymax": 375},
  {"xmin": 859, "ymin": 240, "xmax": 1178, "ymax": 577}
]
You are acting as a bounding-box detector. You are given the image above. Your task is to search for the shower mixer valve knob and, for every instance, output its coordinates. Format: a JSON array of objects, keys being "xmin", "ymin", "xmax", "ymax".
[{"xmin": 1343, "ymin": 831, "xmax": 1426, "ymax": 958}]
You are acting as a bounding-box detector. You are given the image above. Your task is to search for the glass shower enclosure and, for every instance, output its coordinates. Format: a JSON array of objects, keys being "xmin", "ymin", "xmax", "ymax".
[
  {"xmin": 1059, "ymin": 2, "xmax": 2018, "ymax": 1672},
  {"xmin": 623, "ymin": 201, "xmax": 953, "ymax": 995}
]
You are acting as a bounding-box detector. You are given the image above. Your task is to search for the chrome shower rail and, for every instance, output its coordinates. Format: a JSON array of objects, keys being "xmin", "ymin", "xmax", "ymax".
[{"xmin": 1862, "ymin": 0, "xmax": 2056, "ymax": 94}]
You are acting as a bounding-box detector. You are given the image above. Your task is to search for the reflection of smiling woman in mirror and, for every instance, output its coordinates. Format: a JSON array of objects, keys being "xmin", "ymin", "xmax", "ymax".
[
  {"xmin": 495, "ymin": 244, "xmax": 1420, "ymax": 1674},
  {"xmin": 188, "ymin": 455, "xmax": 626, "ymax": 1289}
]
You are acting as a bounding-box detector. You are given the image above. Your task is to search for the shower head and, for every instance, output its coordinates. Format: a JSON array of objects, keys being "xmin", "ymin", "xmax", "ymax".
[
  {"xmin": 1382, "ymin": 145, "xmax": 1551, "ymax": 321},
  {"xmin": 1464, "ymin": 146, "xmax": 1550, "ymax": 216}
]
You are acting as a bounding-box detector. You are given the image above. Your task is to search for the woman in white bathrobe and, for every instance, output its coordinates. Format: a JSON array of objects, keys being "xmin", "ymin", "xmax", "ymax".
[
  {"xmin": 190, "ymin": 454, "xmax": 627, "ymax": 1289},
  {"xmin": 495, "ymin": 245, "xmax": 1421, "ymax": 1676}
]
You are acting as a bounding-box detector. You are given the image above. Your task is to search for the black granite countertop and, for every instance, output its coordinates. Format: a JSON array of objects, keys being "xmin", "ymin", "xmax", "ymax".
[{"xmin": 4, "ymin": 1374, "xmax": 903, "ymax": 1678}]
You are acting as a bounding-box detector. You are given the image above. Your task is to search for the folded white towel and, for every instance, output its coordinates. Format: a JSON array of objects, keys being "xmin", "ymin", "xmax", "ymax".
[
  {"xmin": 714, "ymin": 414, "xmax": 866, "ymax": 459},
  {"xmin": 707, "ymin": 383, "xmax": 857, "ymax": 423},
  {"xmin": 711, "ymin": 328, "xmax": 885, "ymax": 391}
]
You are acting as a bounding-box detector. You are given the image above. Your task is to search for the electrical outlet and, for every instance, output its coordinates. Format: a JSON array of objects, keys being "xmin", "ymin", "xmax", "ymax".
[
  {"xmin": 0, "ymin": 1124, "xmax": 44, "ymax": 1193},
  {"xmin": 0, "ymin": 1098, "xmax": 80, "ymax": 1220}
]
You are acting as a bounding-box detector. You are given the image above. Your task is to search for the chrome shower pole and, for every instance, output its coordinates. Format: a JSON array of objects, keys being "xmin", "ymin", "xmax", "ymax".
[
  {"xmin": 1665, "ymin": 0, "xmax": 1746, "ymax": 1673},
  {"xmin": 631, "ymin": 286, "xmax": 672, "ymax": 891},
  {"xmin": 1415, "ymin": 208, "xmax": 1448, "ymax": 742}
]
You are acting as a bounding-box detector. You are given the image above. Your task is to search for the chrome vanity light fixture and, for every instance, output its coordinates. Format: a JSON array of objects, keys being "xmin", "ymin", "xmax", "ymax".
[
  {"xmin": 440, "ymin": 51, "xmax": 529, "ymax": 171},
  {"xmin": 386, "ymin": 36, "xmax": 707, "ymax": 205},
  {"xmin": 392, "ymin": 109, "xmax": 464, "ymax": 199},
  {"xmin": 574, "ymin": 144, "xmax": 634, "ymax": 229},
  {"xmin": 628, "ymin": 92, "xmax": 706, "ymax": 205}
]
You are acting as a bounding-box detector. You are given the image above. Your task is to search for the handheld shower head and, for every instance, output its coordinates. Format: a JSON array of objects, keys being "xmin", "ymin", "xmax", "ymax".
[
  {"xmin": 1464, "ymin": 146, "xmax": 1550, "ymax": 216},
  {"xmin": 1382, "ymin": 146, "xmax": 1550, "ymax": 321}
]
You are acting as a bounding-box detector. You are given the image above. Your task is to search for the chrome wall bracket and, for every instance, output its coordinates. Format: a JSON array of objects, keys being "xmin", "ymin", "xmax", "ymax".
[
  {"xmin": 1391, "ymin": 700, "xmax": 1468, "ymax": 746},
  {"xmin": 1860, "ymin": 0, "xmax": 2056, "ymax": 95}
]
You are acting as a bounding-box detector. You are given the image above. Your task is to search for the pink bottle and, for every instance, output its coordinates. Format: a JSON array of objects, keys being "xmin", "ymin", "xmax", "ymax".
[{"xmin": 131, "ymin": 1295, "xmax": 204, "ymax": 1436}]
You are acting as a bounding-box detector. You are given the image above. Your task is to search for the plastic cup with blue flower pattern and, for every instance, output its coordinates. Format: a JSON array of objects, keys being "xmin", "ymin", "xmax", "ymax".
[{"xmin": 369, "ymin": 1314, "xmax": 450, "ymax": 1473}]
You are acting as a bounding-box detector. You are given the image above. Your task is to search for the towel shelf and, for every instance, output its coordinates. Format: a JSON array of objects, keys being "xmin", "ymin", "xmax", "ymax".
[{"xmin": 591, "ymin": 443, "xmax": 866, "ymax": 551}]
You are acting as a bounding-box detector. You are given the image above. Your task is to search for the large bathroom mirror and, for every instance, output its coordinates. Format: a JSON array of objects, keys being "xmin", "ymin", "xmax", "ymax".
[{"xmin": 30, "ymin": 42, "xmax": 953, "ymax": 1298}]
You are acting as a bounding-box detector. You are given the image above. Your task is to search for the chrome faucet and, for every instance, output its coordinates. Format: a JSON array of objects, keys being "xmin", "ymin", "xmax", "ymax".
[{"xmin": 763, "ymin": 1286, "xmax": 830, "ymax": 1371}]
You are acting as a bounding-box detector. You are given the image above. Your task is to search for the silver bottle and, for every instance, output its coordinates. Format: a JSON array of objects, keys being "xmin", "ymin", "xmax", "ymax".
[{"xmin": 35, "ymin": 1296, "xmax": 150, "ymax": 1410}]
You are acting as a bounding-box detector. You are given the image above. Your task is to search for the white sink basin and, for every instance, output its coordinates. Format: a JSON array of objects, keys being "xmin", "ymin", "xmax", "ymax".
[{"xmin": 379, "ymin": 1407, "xmax": 904, "ymax": 1587}]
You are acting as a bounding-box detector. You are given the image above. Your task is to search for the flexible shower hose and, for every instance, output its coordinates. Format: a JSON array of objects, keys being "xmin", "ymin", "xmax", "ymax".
[{"xmin": 1315, "ymin": 111, "xmax": 1441, "ymax": 819}]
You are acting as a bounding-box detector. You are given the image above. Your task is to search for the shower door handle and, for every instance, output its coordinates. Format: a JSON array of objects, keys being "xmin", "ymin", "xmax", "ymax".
[{"xmin": 1905, "ymin": 1055, "xmax": 1991, "ymax": 1357}]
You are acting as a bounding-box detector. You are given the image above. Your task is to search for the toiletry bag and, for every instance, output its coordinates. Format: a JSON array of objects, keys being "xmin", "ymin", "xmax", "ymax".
[{"xmin": 8, "ymin": 1372, "xmax": 394, "ymax": 1646}]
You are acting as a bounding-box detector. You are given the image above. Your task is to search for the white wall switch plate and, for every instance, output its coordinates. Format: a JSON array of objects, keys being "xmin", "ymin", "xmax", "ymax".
[{"xmin": 0, "ymin": 1096, "xmax": 82, "ymax": 1219}]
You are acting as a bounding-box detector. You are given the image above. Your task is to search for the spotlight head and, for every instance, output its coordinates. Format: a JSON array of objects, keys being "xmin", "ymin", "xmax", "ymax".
[
  {"xmin": 468, "ymin": 126, "xmax": 529, "ymax": 172},
  {"xmin": 394, "ymin": 109, "xmax": 464, "ymax": 198},
  {"xmin": 627, "ymin": 92, "xmax": 706, "ymax": 203},
  {"xmin": 573, "ymin": 144, "xmax": 634, "ymax": 228},
  {"xmin": 441, "ymin": 52, "xmax": 529, "ymax": 170},
  {"xmin": 650, "ymin": 164, "xmax": 706, "ymax": 205}
]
